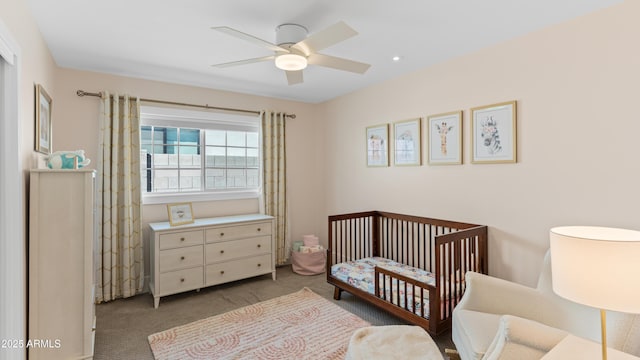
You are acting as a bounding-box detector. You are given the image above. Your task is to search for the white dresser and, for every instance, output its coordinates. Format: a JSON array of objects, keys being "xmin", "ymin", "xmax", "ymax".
[
  {"xmin": 29, "ymin": 169, "xmax": 96, "ymax": 360},
  {"xmin": 149, "ymin": 214, "xmax": 275, "ymax": 308}
]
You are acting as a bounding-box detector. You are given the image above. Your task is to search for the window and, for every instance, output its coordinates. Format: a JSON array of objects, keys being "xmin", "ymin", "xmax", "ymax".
[{"xmin": 140, "ymin": 106, "xmax": 261, "ymax": 204}]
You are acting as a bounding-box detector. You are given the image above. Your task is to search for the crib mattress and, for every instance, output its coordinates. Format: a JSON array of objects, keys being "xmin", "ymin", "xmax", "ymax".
[{"xmin": 330, "ymin": 257, "xmax": 435, "ymax": 318}]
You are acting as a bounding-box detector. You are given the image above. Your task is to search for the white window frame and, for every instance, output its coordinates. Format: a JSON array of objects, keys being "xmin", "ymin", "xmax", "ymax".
[{"xmin": 140, "ymin": 106, "xmax": 262, "ymax": 205}]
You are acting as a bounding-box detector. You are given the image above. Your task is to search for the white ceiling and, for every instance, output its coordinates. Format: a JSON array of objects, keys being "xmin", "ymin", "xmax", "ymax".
[{"xmin": 27, "ymin": 0, "xmax": 622, "ymax": 103}]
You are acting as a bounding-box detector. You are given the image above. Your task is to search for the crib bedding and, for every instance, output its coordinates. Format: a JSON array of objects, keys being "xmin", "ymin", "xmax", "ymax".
[{"xmin": 330, "ymin": 257, "xmax": 435, "ymax": 318}]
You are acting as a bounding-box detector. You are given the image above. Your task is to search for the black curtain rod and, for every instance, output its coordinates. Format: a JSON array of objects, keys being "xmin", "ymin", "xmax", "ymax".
[{"xmin": 76, "ymin": 90, "xmax": 296, "ymax": 119}]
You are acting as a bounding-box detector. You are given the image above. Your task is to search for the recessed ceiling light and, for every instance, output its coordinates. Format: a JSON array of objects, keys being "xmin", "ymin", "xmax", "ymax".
[{"xmin": 392, "ymin": 56, "xmax": 402, "ymax": 62}]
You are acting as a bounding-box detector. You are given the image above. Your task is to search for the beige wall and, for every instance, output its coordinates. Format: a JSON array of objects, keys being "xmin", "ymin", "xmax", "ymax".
[
  {"xmin": 53, "ymin": 69, "xmax": 325, "ymax": 280},
  {"xmin": 322, "ymin": 1, "xmax": 640, "ymax": 286},
  {"xmin": 0, "ymin": 0, "xmax": 59, "ymax": 355},
  {"xmin": 0, "ymin": 0, "xmax": 58, "ymax": 169},
  {"xmin": 4, "ymin": 0, "xmax": 637, "ymax": 293}
]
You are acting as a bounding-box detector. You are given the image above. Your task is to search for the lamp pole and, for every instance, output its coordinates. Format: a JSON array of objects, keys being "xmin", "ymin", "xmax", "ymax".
[{"xmin": 601, "ymin": 309, "xmax": 607, "ymax": 360}]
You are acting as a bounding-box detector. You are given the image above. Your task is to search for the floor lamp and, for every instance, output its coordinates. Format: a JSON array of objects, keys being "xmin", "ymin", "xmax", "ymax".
[{"xmin": 550, "ymin": 226, "xmax": 640, "ymax": 360}]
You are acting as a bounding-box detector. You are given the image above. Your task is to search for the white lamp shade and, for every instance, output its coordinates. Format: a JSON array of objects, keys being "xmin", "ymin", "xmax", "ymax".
[
  {"xmin": 275, "ymin": 54, "xmax": 307, "ymax": 71},
  {"xmin": 550, "ymin": 226, "xmax": 640, "ymax": 314}
]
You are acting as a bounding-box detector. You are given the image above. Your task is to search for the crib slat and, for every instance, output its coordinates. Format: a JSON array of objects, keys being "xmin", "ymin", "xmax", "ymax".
[
  {"xmin": 363, "ymin": 217, "xmax": 367, "ymax": 259},
  {"xmin": 350, "ymin": 218, "xmax": 354, "ymax": 260},
  {"xmin": 372, "ymin": 215, "xmax": 378, "ymax": 257},
  {"xmin": 410, "ymin": 283, "xmax": 415, "ymax": 314},
  {"xmin": 394, "ymin": 218, "xmax": 398, "ymax": 261},
  {"xmin": 428, "ymin": 224, "xmax": 433, "ymax": 270},
  {"xmin": 361, "ymin": 218, "xmax": 365, "ymax": 258},
  {"xmin": 338, "ymin": 220, "xmax": 342, "ymax": 261},
  {"xmin": 413, "ymin": 223, "xmax": 418, "ymax": 268},
  {"xmin": 391, "ymin": 218, "xmax": 395, "ymax": 261},
  {"xmin": 420, "ymin": 223, "xmax": 425, "ymax": 270},
  {"xmin": 403, "ymin": 220, "xmax": 408, "ymax": 264},
  {"xmin": 362, "ymin": 218, "xmax": 364, "ymax": 258},
  {"xmin": 403, "ymin": 220, "xmax": 407, "ymax": 264},
  {"xmin": 403, "ymin": 279, "xmax": 408, "ymax": 311},
  {"xmin": 386, "ymin": 217, "xmax": 391, "ymax": 259}
]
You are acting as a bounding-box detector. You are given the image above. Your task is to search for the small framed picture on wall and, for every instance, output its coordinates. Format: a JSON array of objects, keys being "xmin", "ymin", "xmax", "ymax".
[
  {"xmin": 471, "ymin": 101, "xmax": 517, "ymax": 164},
  {"xmin": 366, "ymin": 124, "xmax": 389, "ymax": 167},
  {"xmin": 427, "ymin": 111, "xmax": 462, "ymax": 165},
  {"xmin": 35, "ymin": 84, "xmax": 52, "ymax": 154},
  {"xmin": 393, "ymin": 118, "xmax": 422, "ymax": 166}
]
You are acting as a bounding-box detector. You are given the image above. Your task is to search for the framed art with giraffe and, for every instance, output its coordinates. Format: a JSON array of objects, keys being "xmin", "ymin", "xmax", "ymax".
[
  {"xmin": 427, "ymin": 110, "xmax": 462, "ymax": 165},
  {"xmin": 471, "ymin": 101, "xmax": 517, "ymax": 164}
]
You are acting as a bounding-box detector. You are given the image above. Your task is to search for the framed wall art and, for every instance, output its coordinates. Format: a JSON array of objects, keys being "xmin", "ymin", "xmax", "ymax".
[
  {"xmin": 427, "ymin": 111, "xmax": 462, "ymax": 165},
  {"xmin": 471, "ymin": 101, "xmax": 517, "ymax": 164},
  {"xmin": 35, "ymin": 84, "xmax": 52, "ymax": 154},
  {"xmin": 393, "ymin": 118, "xmax": 422, "ymax": 166},
  {"xmin": 167, "ymin": 202, "xmax": 195, "ymax": 226},
  {"xmin": 366, "ymin": 124, "xmax": 389, "ymax": 167}
]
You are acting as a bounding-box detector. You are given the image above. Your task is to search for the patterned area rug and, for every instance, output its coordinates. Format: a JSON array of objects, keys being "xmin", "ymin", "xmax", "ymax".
[{"xmin": 148, "ymin": 287, "xmax": 370, "ymax": 359}]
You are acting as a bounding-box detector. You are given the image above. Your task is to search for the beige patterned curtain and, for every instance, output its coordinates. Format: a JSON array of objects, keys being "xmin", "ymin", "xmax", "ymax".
[
  {"xmin": 96, "ymin": 92, "xmax": 143, "ymax": 302},
  {"xmin": 261, "ymin": 111, "xmax": 290, "ymax": 265}
]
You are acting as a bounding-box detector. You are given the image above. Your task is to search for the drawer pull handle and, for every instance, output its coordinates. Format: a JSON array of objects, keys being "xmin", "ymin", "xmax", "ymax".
[
  {"xmin": 220, "ymin": 250, "xmax": 225, "ymax": 254},
  {"xmin": 180, "ymin": 237, "xmax": 185, "ymax": 241},
  {"xmin": 257, "ymin": 244, "xmax": 261, "ymax": 248},
  {"xmin": 180, "ymin": 278, "xmax": 185, "ymax": 283},
  {"xmin": 257, "ymin": 228, "xmax": 261, "ymax": 232},
  {"xmin": 180, "ymin": 256, "xmax": 185, "ymax": 260},
  {"xmin": 257, "ymin": 263, "xmax": 261, "ymax": 267},
  {"xmin": 220, "ymin": 270, "xmax": 225, "ymax": 275},
  {"xmin": 220, "ymin": 232, "xmax": 225, "ymax": 237}
]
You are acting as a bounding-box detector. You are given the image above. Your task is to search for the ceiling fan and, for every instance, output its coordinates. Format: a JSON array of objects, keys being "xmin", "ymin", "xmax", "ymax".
[{"xmin": 211, "ymin": 21, "xmax": 371, "ymax": 85}]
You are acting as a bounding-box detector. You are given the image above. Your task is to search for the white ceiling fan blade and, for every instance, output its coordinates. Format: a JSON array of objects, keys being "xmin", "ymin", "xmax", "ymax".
[
  {"xmin": 211, "ymin": 55, "xmax": 275, "ymax": 68},
  {"xmin": 212, "ymin": 26, "xmax": 289, "ymax": 53},
  {"xmin": 285, "ymin": 70, "xmax": 304, "ymax": 85},
  {"xmin": 291, "ymin": 21, "xmax": 357, "ymax": 56},
  {"xmin": 307, "ymin": 53, "xmax": 371, "ymax": 74}
]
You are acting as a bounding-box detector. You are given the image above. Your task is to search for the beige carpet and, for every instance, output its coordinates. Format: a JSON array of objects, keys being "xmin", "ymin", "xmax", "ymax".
[
  {"xmin": 148, "ymin": 287, "xmax": 370, "ymax": 359},
  {"xmin": 94, "ymin": 266, "xmax": 454, "ymax": 359}
]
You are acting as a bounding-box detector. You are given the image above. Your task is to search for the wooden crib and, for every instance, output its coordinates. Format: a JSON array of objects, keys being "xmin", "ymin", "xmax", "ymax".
[{"xmin": 327, "ymin": 211, "xmax": 488, "ymax": 335}]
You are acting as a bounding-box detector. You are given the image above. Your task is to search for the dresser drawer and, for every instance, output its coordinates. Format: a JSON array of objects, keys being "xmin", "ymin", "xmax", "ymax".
[
  {"xmin": 159, "ymin": 245, "xmax": 203, "ymax": 272},
  {"xmin": 159, "ymin": 230, "xmax": 203, "ymax": 249},
  {"xmin": 205, "ymin": 254, "xmax": 272, "ymax": 286},
  {"xmin": 206, "ymin": 221, "xmax": 272, "ymax": 243},
  {"xmin": 205, "ymin": 236, "xmax": 271, "ymax": 264},
  {"xmin": 159, "ymin": 267, "xmax": 203, "ymax": 295}
]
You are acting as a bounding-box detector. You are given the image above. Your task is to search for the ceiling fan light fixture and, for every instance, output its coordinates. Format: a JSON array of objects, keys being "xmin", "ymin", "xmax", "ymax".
[{"xmin": 275, "ymin": 53, "xmax": 307, "ymax": 71}]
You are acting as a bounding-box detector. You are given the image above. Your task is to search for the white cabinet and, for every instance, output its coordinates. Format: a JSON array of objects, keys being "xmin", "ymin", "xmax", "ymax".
[
  {"xmin": 149, "ymin": 214, "xmax": 275, "ymax": 308},
  {"xmin": 29, "ymin": 169, "xmax": 96, "ymax": 360}
]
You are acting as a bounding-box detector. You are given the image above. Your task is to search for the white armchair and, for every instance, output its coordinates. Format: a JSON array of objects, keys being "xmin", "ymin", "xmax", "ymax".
[{"xmin": 452, "ymin": 251, "xmax": 640, "ymax": 360}]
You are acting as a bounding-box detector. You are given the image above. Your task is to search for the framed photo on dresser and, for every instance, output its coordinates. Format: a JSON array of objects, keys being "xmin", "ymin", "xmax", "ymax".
[{"xmin": 167, "ymin": 202, "xmax": 194, "ymax": 226}]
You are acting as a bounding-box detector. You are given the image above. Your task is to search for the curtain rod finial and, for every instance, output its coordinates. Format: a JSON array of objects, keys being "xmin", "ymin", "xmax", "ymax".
[
  {"xmin": 288, "ymin": 114, "xmax": 296, "ymax": 119},
  {"xmin": 76, "ymin": 90, "xmax": 86, "ymax": 96}
]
